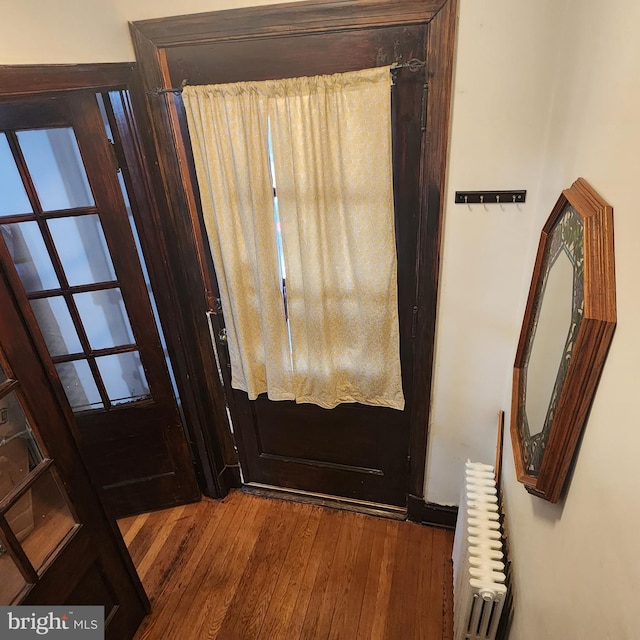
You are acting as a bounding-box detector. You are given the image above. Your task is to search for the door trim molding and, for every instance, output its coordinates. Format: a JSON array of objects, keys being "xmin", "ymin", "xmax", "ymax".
[
  {"xmin": 0, "ymin": 63, "xmax": 135, "ymax": 97},
  {"xmin": 130, "ymin": 0, "xmax": 458, "ymax": 505}
]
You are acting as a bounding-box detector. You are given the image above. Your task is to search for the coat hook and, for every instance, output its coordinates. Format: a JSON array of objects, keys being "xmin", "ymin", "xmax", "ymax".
[{"xmin": 454, "ymin": 190, "xmax": 527, "ymax": 206}]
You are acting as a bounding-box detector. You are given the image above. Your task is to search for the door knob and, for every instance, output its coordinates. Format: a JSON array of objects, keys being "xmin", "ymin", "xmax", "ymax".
[{"xmin": 218, "ymin": 328, "xmax": 228, "ymax": 344}]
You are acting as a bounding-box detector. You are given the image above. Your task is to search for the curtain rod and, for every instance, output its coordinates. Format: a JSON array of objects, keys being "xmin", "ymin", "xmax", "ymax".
[{"xmin": 147, "ymin": 59, "xmax": 426, "ymax": 97}]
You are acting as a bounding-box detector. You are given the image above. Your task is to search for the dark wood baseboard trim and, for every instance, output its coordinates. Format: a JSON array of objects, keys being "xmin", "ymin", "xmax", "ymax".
[
  {"xmin": 219, "ymin": 465, "xmax": 242, "ymax": 494},
  {"xmin": 407, "ymin": 493, "xmax": 458, "ymax": 530},
  {"xmin": 243, "ymin": 483, "xmax": 407, "ymax": 521}
]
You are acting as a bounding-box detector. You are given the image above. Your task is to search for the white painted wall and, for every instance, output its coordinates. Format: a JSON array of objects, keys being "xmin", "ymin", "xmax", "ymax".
[
  {"xmin": 0, "ymin": 0, "xmax": 279, "ymax": 64},
  {"xmin": 501, "ymin": 0, "xmax": 640, "ymax": 637},
  {"xmin": 3, "ymin": 0, "xmax": 640, "ymax": 636},
  {"xmin": 426, "ymin": 0, "xmax": 561, "ymax": 505}
]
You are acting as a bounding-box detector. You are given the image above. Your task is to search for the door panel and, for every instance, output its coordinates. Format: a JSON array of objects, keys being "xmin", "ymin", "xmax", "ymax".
[
  {"xmin": 0, "ymin": 94, "xmax": 200, "ymax": 516},
  {"xmin": 238, "ymin": 398, "xmax": 410, "ymax": 505},
  {"xmin": 0, "ymin": 265, "xmax": 147, "ymax": 638},
  {"xmin": 169, "ymin": 25, "xmax": 425, "ymax": 507}
]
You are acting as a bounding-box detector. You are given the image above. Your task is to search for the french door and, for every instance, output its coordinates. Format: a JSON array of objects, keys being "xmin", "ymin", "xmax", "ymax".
[
  {"xmin": 0, "ymin": 92, "xmax": 199, "ymax": 517},
  {"xmin": 0, "ymin": 263, "xmax": 147, "ymax": 638}
]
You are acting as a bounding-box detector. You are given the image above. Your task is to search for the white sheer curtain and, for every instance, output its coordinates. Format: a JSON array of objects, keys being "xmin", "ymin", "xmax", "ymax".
[{"xmin": 183, "ymin": 66, "xmax": 404, "ymax": 410}]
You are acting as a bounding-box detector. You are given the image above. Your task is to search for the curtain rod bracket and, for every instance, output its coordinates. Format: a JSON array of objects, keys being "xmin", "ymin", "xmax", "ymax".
[
  {"xmin": 391, "ymin": 58, "xmax": 427, "ymax": 72},
  {"xmin": 147, "ymin": 78, "xmax": 188, "ymax": 97}
]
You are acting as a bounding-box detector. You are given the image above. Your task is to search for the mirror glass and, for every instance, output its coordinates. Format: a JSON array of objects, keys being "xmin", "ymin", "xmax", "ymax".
[
  {"xmin": 525, "ymin": 249, "xmax": 573, "ymax": 437},
  {"xmin": 520, "ymin": 204, "xmax": 584, "ymax": 475}
]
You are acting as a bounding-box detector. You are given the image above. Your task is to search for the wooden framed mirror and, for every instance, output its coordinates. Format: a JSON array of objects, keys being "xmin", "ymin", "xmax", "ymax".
[{"xmin": 511, "ymin": 177, "xmax": 616, "ymax": 502}]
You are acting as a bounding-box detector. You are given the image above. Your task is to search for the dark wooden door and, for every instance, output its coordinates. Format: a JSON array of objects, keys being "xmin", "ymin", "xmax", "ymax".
[
  {"xmin": 168, "ymin": 25, "xmax": 426, "ymax": 507},
  {"xmin": 0, "ymin": 263, "xmax": 148, "ymax": 638},
  {"xmin": 131, "ymin": 0, "xmax": 457, "ymax": 513},
  {"xmin": 0, "ymin": 93, "xmax": 200, "ymax": 517}
]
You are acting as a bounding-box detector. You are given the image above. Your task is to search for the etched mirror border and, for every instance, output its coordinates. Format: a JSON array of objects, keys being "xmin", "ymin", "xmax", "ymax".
[
  {"xmin": 520, "ymin": 204, "xmax": 584, "ymax": 475},
  {"xmin": 511, "ymin": 178, "xmax": 616, "ymax": 502}
]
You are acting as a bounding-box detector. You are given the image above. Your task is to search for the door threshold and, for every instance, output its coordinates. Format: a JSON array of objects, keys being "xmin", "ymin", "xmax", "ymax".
[{"xmin": 243, "ymin": 483, "xmax": 407, "ymax": 521}]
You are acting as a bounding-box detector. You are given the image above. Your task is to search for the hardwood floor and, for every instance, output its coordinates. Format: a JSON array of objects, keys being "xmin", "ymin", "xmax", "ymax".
[{"xmin": 118, "ymin": 491, "xmax": 454, "ymax": 639}]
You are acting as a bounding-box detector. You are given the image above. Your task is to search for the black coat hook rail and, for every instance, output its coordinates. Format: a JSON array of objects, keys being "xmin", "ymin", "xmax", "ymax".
[{"xmin": 455, "ymin": 190, "xmax": 527, "ymax": 205}]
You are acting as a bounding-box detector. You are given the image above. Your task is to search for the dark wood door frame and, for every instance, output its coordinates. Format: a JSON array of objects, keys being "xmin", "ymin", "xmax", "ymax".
[
  {"xmin": 0, "ymin": 63, "xmax": 223, "ymax": 501},
  {"xmin": 129, "ymin": 0, "xmax": 458, "ymax": 514}
]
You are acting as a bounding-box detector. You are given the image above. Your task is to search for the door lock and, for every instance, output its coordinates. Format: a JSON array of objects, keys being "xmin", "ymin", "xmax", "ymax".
[{"xmin": 218, "ymin": 327, "xmax": 228, "ymax": 344}]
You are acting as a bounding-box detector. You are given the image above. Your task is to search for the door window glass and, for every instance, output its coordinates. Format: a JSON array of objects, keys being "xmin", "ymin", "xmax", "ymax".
[
  {"xmin": 55, "ymin": 361, "xmax": 104, "ymax": 412},
  {"xmin": 0, "ymin": 134, "xmax": 32, "ymax": 217},
  {"xmin": 96, "ymin": 352, "xmax": 149, "ymax": 405},
  {"xmin": 47, "ymin": 215, "xmax": 116, "ymax": 286},
  {"xmin": 16, "ymin": 128, "xmax": 94, "ymax": 211},
  {"xmin": 29, "ymin": 297, "xmax": 83, "ymax": 357},
  {"xmin": 1, "ymin": 222, "xmax": 59, "ymax": 293},
  {"xmin": 0, "ymin": 123, "xmax": 154, "ymax": 413},
  {"xmin": 0, "ymin": 348, "xmax": 80, "ymax": 599},
  {"xmin": 6, "ymin": 467, "xmax": 76, "ymax": 572},
  {"xmin": 0, "ymin": 393, "xmax": 45, "ymax": 483},
  {"xmin": 73, "ymin": 289, "xmax": 134, "ymax": 350}
]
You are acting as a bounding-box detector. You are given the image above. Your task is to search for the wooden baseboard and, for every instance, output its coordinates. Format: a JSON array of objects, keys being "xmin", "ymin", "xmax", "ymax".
[
  {"xmin": 220, "ymin": 465, "xmax": 242, "ymax": 493},
  {"xmin": 407, "ymin": 494, "xmax": 458, "ymax": 530}
]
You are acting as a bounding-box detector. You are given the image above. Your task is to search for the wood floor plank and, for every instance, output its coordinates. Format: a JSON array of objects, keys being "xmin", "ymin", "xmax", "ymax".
[
  {"xmin": 137, "ymin": 491, "xmax": 261, "ymax": 640},
  {"xmin": 442, "ymin": 546, "xmax": 454, "ymax": 640},
  {"xmin": 136, "ymin": 502, "xmax": 203, "ymax": 597},
  {"xmin": 135, "ymin": 504, "xmax": 188, "ymax": 581},
  {"xmin": 213, "ymin": 500, "xmax": 307, "ymax": 639},
  {"xmin": 315, "ymin": 512, "xmax": 366, "ymax": 639},
  {"xmin": 134, "ymin": 495, "xmax": 240, "ymax": 640},
  {"xmin": 368, "ymin": 519, "xmax": 401, "ymax": 639},
  {"xmin": 255, "ymin": 504, "xmax": 323, "ymax": 639},
  {"xmin": 282, "ymin": 507, "xmax": 345, "ymax": 639},
  {"xmin": 188, "ymin": 494, "xmax": 271, "ymax": 639},
  {"xmin": 355, "ymin": 518, "xmax": 395, "ymax": 640},
  {"xmin": 120, "ymin": 491, "xmax": 455, "ymax": 640},
  {"xmin": 426, "ymin": 528, "xmax": 454, "ymax": 640},
  {"xmin": 125, "ymin": 510, "xmax": 168, "ymax": 565},
  {"xmin": 384, "ymin": 521, "xmax": 424, "ymax": 639},
  {"xmin": 117, "ymin": 513, "xmax": 139, "ymax": 539},
  {"xmin": 327, "ymin": 512, "xmax": 376, "ymax": 640},
  {"xmin": 416, "ymin": 522, "xmax": 436, "ymax": 640},
  {"xmin": 298, "ymin": 510, "xmax": 351, "ymax": 640}
]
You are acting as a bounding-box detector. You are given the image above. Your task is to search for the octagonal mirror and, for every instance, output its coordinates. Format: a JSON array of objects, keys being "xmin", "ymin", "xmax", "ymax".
[{"xmin": 511, "ymin": 178, "xmax": 616, "ymax": 502}]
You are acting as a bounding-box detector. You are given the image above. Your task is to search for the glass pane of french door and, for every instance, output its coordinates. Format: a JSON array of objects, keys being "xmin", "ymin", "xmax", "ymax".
[
  {"xmin": 16, "ymin": 127, "xmax": 94, "ymax": 211},
  {"xmin": 0, "ymin": 134, "xmax": 31, "ymax": 217},
  {"xmin": 0, "ymin": 357, "xmax": 80, "ymax": 604},
  {"xmin": 0, "ymin": 126, "xmax": 151, "ymax": 413}
]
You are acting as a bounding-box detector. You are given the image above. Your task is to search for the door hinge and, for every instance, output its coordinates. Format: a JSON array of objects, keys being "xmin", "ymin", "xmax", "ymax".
[
  {"xmin": 420, "ymin": 82, "xmax": 429, "ymax": 133},
  {"xmin": 108, "ymin": 140, "xmax": 122, "ymax": 173},
  {"xmin": 411, "ymin": 306, "xmax": 419, "ymax": 339}
]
